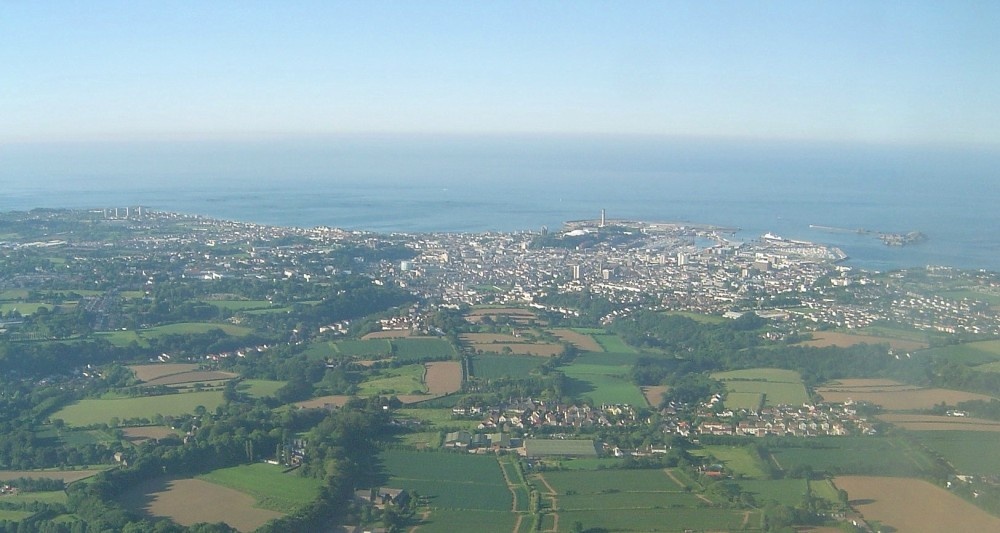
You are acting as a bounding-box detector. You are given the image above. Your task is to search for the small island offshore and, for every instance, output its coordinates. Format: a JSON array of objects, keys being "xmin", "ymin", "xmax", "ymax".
[{"xmin": 0, "ymin": 207, "xmax": 998, "ymax": 533}]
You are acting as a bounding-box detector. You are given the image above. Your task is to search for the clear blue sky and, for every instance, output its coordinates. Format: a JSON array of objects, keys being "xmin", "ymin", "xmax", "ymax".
[{"xmin": 3, "ymin": 1, "xmax": 998, "ymax": 145}]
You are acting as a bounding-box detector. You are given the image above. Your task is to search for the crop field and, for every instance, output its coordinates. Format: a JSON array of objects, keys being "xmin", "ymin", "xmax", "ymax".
[
  {"xmin": 54, "ymin": 391, "xmax": 225, "ymax": 427},
  {"xmin": 356, "ymin": 364, "xmax": 427, "ymax": 396},
  {"xmin": 572, "ymin": 350, "xmax": 645, "ymax": 366},
  {"xmin": 834, "ymin": 476, "xmax": 1000, "ymax": 532},
  {"xmin": 130, "ymin": 363, "xmax": 201, "ymax": 382},
  {"xmin": 393, "ymin": 408, "xmax": 482, "ymax": 431},
  {"xmin": 0, "ymin": 469, "xmax": 105, "ymax": 483},
  {"xmin": 197, "ymin": 463, "xmax": 322, "ymax": 513},
  {"xmin": 143, "ymin": 370, "xmax": 238, "ymax": 387},
  {"xmin": 293, "ymin": 395, "xmax": 353, "ymax": 409},
  {"xmin": 910, "ymin": 431, "xmax": 1000, "ymax": 476},
  {"xmin": 414, "ymin": 509, "xmax": 518, "ymax": 533},
  {"xmin": 642, "ymin": 385, "xmax": 669, "ymax": 407},
  {"xmin": 769, "ymin": 436, "xmax": 937, "ymax": 477},
  {"xmin": 362, "ymin": 330, "xmax": 411, "ymax": 338},
  {"xmin": 549, "ymin": 328, "xmax": 603, "ymax": 352},
  {"xmin": 555, "ymin": 509, "xmax": 753, "ymax": 532},
  {"xmin": 592, "ymin": 334, "xmax": 636, "ymax": 353},
  {"xmin": 392, "ymin": 337, "xmax": 457, "ymax": 360},
  {"xmin": 202, "ymin": 299, "xmax": 274, "ymax": 312},
  {"xmin": 541, "ymin": 468, "xmax": 683, "ymax": 494},
  {"xmin": 560, "ymin": 364, "xmax": 647, "ymax": 406},
  {"xmin": 121, "ymin": 426, "xmax": 178, "ymax": 444},
  {"xmin": 923, "ymin": 340, "xmax": 1000, "ymax": 366},
  {"xmin": 800, "ymin": 331, "xmax": 927, "ymax": 351},
  {"xmin": 120, "ymin": 477, "xmax": 283, "ymax": 532},
  {"xmin": 57, "ymin": 428, "xmax": 118, "ymax": 446},
  {"xmin": 382, "ymin": 450, "xmax": 511, "ymax": 511},
  {"xmin": 691, "ymin": 444, "xmax": 769, "ymax": 478},
  {"xmin": 736, "ymin": 478, "xmax": 838, "ymax": 507},
  {"xmin": 469, "ymin": 354, "xmax": 545, "ymax": 379},
  {"xmin": 524, "ymin": 439, "xmax": 598, "ymax": 458},
  {"xmin": 817, "ymin": 383, "xmax": 994, "ymax": 410},
  {"xmin": 712, "ymin": 368, "xmax": 809, "ymax": 407},
  {"xmin": 336, "ymin": 339, "xmax": 392, "ymax": 357},
  {"xmin": 424, "ymin": 361, "xmax": 462, "ymax": 395},
  {"xmin": 465, "ymin": 307, "xmax": 538, "ymax": 324},
  {"xmin": 879, "ymin": 413, "xmax": 1000, "ymax": 431}
]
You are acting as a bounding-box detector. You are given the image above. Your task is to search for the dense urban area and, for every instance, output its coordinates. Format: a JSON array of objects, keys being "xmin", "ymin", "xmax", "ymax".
[{"xmin": 2, "ymin": 207, "xmax": 1000, "ymax": 533}]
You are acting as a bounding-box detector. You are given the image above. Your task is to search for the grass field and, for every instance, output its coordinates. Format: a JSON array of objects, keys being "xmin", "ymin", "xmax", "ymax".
[
  {"xmin": 0, "ymin": 469, "xmax": 106, "ymax": 483},
  {"xmin": 54, "ymin": 391, "xmax": 225, "ymax": 427},
  {"xmin": 560, "ymin": 364, "xmax": 647, "ymax": 406},
  {"xmin": 382, "ymin": 450, "xmax": 511, "ymax": 512},
  {"xmin": 468, "ymin": 354, "xmax": 545, "ymax": 379},
  {"xmin": 356, "ymin": 364, "xmax": 427, "ymax": 396},
  {"xmin": 691, "ymin": 444, "xmax": 769, "ymax": 478},
  {"xmin": 197, "ymin": 463, "xmax": 322, "ymax": 513},
  {"xmin": 922, "ymin": 340, "xmax": 1000, "ymax": 367},
  {"xmin": 911, "ymin": 431, "xmax": 1000, "ymax": 476},
  {"xmin": 664, "ymin": 311, "xmax": 727, "ymax": 324},
  {"xmin": 592, "ymin": 334, "xmax": 636, "ymax": 353},
  {"xmin": 392, "ymin": 337, "xmax": 457, "ymax": 360},
  {"xmin": 202, "ymin": 299, "xmax": 274, "ymax": 312},
  {"xmin": 572, "ymin": 350, "xmax": 646, "ymax": 366},
  {"xmin": 524, "ymin": 439, "xmax": 598, "ymax": 458},
  {"xmin": 239, "ymin": 379, "xmax": 286, "ymax": 398},
  {"xmin": 58, "ymin": 429, "xmax": 119, "ymax": 446},
  {"xmin": 768, "ymin": 436, "xmax": 937, "ymax": 477},
  {"xmin": 938, "ymin": 289, "xmax": 1000, "ymax": 306},
  {"xmin": 393, "ymin": 408, "xmax": 483, "ymax": 431},
  {"xmin": 736, "ymin": 478, "xmax": 827, "ymax": 507},
  {"xmin": 712, "ymin": 368, "xmax": 810, "ymax": 408},
  {"xmin": 99, "ymin": 322, "xmax": 252, "ymax": 348},
  {"xmin": 335, "ymin": 339, "xmax": 392, "ymax": 357},
  {"xmin": 0, "ymin": 490, "xmax": 68, "ymax": 506},
  {"xmin": 817, "ymin": 382, "xmax": 995, "ymax": 410},
  {"xmin": 879, "ymin": 413, "xmax": 1000, "ymax": 432},
  {"xmin": 414, "ymin": 509, "xmax": 517, "ymax": 533}
]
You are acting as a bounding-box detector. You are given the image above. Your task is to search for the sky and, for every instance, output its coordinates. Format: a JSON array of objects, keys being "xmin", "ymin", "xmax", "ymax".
[{"xmin": 3, "ymin": 1, "xmax": 999, "ymax": 146}]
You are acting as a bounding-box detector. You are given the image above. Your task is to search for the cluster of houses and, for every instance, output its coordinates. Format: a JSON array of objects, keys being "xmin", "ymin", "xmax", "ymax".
[
  {"xmin": 453, "ymin": 399, "xmax": 638, "ymax": 432},
  {"xmin": 686, "ymin": 400, "xmax": 877, "ymax": 437}
]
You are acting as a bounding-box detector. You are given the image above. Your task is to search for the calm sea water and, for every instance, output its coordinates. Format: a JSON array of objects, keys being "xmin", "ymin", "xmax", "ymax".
[{"xmin": 2, "ymin": 136, "xmax": 998, "ymax": 272}]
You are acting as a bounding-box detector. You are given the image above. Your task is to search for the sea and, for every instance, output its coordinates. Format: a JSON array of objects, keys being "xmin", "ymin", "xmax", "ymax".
[{"xmin": 2, "ymin": 135, "xmax": 999, "ymax": 272}]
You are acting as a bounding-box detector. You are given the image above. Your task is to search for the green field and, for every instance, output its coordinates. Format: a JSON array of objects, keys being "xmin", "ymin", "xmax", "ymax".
[
  {"xmin": 392, "ymin": 337, "xmax": 457, "ymax": 361},
  {"xmin": 0, "ymin": 510, "xmax": 35, "ymax": 522},
  {"xmin": 197, "ymin": 463, "xmax": 323, "ymax": 513},
  {"xmin": 56, "ymin": 429, "xmax": 119, "ymax": 446},
  {"xmin": 691, "ymin": 444, "xmax": 769, "ymax": 478},
  {"xmin": 238, "ymin": 379, "xmax": 286, "ymax": 398},
  {"xmin": 201, "ymin": 299, "xmax": 274, "ymax": 312},
  {"xmin": 524, "ymin": 439, "xmax": 598, "ymax": 458},
  {"xmin": 768, "ymin": 436, "xmax": 938, "ymax": 477},
  {"xmin": 336, "ymin": 339, "xmax": 392, "ymax": 357},
  {"xmin": 924, "ymin": 340, "xmax": 1000, "ymax": 367},
  {"xmin": 357, "ymin": 364, "xmax": 427, "ymax": 396},
  {"xmin": 556, "ymin": 508, "xmax": 753, "ymax": 533},
  {"xmin": 560, "ymin": 363, "xmax": 646, "ymax": 406},
  {"xmin": 938, "ymin": 289, "xmax": 1000, "ymax": 306},
  {"xmin": 911, "ymin": 431, "xmax": 1000, "ymax": 477},
  {"xmin": 394, "ymin": 408, "xmax": 482, "ymax": 431},
  {"xmin": 414, "ymin": 509, "xmax": 517, "ymax": 533},
  {"xmin": 664, "ymin": 311, "xmax": 727, "ymax": 324},
  {"xmin": 572, "ymin": 350, "xmax": 646, "ymax": 366},
  {"xmin": 97, "ymin": 322, "xmax": 253, "ymax": 348},
  {"xmin": 542, "ymin": 469, "xmax": 680, "ymax": 494},
  {"xmin": 382, "ymin": 450, "xmax": 511, "ymax": 511},
  {"xmin": 54, "ymin": 391, "xmax": 225, "ymax": 427},
  {"xmin": 592, "ymin": 334, "xmax": 636, "ymax": 353},
  {"xmin": 736, "ymin": 478, "xmax": 810, "ymax": 506},
  {"xmin": 469, "ymin": 354, "xmax": 545, "ymax": 379},
  {"xmin": 712, "ymin": 368, "xmax": 810, "ymax": 408},
  {"xmin": 0, "ymin": 302, "xmax": 65, "ymax": 316},
  {"xmin": 0, "ymin": 490, "xmax": 68, "ymax": 506}
]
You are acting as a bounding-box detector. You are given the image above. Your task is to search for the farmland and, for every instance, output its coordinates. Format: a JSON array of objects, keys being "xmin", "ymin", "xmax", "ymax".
[
  {"xmin": 768, "ymin": 436, "xmax": 938, "ymax": 477},
  {"xmin": 130, "ymin": 363, "xmax": 201, "ymax": 382},
  {"xmin": 0, "ymin": 469, "xmax": 106, "ymax": 483},
  {"xmin": 817, "ymin": 379, "xmax": 995, "ymax": 410},
  {"xmin": 392, "ymin": 336, "xmax": 457, "ymax": 360},
  {"xmin": 53, "ymin": 391, "xmax": 225, "ymax": 427},
  {"xmin": 690, "ymin": 444, "xmax": 769, "ymax": 478},
  {"xmin": 356, "ymin": 363, "xmax": 427, "ymax": 396},
  {"xmin": 120, "ymin": 477, "xmax": 283, "ymax": 532},
  {"xmin": 921, "ymin": 340, "xmax": 1000, "ymax": 367},
  {"xmin": 196, "ymin": 463, "xmax": 323, "ymax": 513},
  {"xmin": 712, "ymin": 368, "xmax": 810, "ymax": 408},
  {"xmin": 560, "ymin": 363, "xmax": 647, "ymax": 406},
  {"xmin": 834, "ymin": 476, "xmax": 1000, "ymax": 532},
  {"xmin": 549, "ymin": 328, "xmax": 602, "ymax": 352},
  {"xmin": 910, "ymin": 431, "xmax": 1000, "ymax": 476},
  {"xmin": 592, "ymin": 333, "xmax": 636, "ymax": 353},
  {"xmin": 468, "ymin": 354, "xmax": 545, "ymax": 379},
  {"xmin": 801, "ymin": 331, "xmax": 928, "ymax": 351},
  {"xmin": 424, "ymin": 361, "xmax": 463, "ymax": 395},
  {"xmin": 536, "ymin": 468, "xmax": 756, "ymax": 532},
  {"xmin": 879, "ymin": 413, "xmax": 1000, "ymax": 431},
  {"xmin": 382, "ymin": 450, "xmax": 511, "ymax": 512},
  {"xmin": 462, "ymin": 333, "xmax": 565, "ymax": 356}
]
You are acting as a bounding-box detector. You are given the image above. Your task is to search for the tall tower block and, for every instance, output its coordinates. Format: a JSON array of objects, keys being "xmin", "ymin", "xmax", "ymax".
[{"xmin": 600, "ymin": 209, "xmax": 606, "ymax": 227}]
